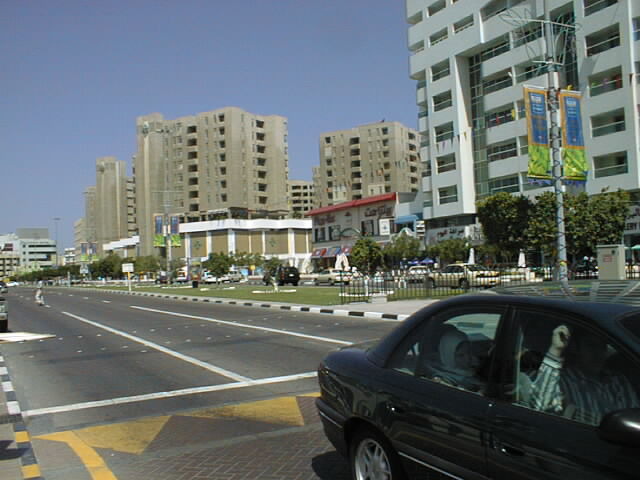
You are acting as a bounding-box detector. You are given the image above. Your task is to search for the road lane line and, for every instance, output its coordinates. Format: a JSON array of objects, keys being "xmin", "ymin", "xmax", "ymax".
[
  {"xmin": 130, "ymin": 305, "xmax": 353, "ymax": 345},
  {"xmin": 23, "ymin": 371, "xmax": 317, "ymax": 417},
  {"xmin": 62, "ymin": 311, "xmax": 250, "ymax": 382}
]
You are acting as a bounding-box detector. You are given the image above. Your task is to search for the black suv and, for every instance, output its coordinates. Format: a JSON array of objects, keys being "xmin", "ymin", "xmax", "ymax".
[{"xmin": 263, "ymin": 266, "xmax": 300, "ymax": 286}]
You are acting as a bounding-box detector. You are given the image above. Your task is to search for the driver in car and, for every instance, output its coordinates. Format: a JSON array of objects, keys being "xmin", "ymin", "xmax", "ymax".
[{"xmin": 529, "ymin": 325, "xmax": 639, "ymax": 425}]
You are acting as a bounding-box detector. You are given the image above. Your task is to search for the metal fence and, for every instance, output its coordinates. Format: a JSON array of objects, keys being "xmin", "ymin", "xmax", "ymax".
[
  {"xmin": 337, "ymin": 268, "xmax": 541, "ymax": 304},
  {"xmin": 338, "ymin": 265, "xmax": 640, "ymax": 304}
]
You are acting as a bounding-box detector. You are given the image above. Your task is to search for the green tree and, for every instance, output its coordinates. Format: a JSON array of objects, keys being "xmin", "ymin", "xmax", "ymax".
[
  {"xmin": 90, "ymin": 253, "xmax": 123, "ymax": 279},
  {"xmin": 134, "ymin": 256, "xmax": 160, "ymax": 274},
  {"xmin": 525, "ymin": 191, "xmax": 558, "ymax": 258},
  {"xmin": 202, "ymin": 253, "xmax": 233, "ymax": 283},
  {"xmin": 430, "ymin": 238, "xmax": 470, "ymax": 265},
  {"xmin": 476, "ymin": 192, "xmax": 532, "ymax": 262},
  {"xmin": 589, "ymin": 189, "xmax": 629, "ymax": 248},
  {"xmin": 350, "ymin": 237, "xmax": 384, "ymax": 275},
  {"xmin": 383, "ymin": 231, "xmax": 422, "ymax": 268}
]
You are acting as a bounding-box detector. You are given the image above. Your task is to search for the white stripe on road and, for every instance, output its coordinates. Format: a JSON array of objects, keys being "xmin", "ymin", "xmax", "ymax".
[
  {"xmin": 61, "ymin": 312, "xmax": 251, "ymax": 382},
  {"xmin": 130, "ymin": 306, "xmax": 353, "ymax": 346},
  {"xmin": 23, "ymin": 371, "xmax": 317, "ymax": 417}
]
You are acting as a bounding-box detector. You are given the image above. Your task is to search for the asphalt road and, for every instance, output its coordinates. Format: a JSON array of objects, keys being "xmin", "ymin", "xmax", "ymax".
[{"xmin": 1, "ymin": 287, "xmax": 399, "ymax": 479}]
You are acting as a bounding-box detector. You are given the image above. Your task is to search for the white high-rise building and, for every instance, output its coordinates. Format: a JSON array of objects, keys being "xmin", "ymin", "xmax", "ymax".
[{"xmin": 406, "ymin": 0, "xmax": 639, "ymax": 244}]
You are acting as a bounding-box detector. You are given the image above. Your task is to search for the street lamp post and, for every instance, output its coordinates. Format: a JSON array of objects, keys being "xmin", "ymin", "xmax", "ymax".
[{"xmin": 53, "ymin": 217, "xmax": 61, "ymax": 266}]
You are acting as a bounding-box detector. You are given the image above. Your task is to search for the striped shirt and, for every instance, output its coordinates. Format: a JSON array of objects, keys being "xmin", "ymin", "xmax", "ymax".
[{"xmin": 529, "ymin": 353, "xmax": 639, "ymax": 426}]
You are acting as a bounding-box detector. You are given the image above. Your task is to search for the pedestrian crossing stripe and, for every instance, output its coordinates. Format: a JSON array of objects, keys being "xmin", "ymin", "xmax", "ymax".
[{"xmin": 0, "ymin": 332, "xmax": 55, "ymax": 343}]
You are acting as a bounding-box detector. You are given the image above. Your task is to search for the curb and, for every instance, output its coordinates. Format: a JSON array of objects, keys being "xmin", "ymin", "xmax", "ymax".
[
  {"xmin": 0, "ymin": 354, "xmax": 42, "ymax": 480},
  {"xmin": 102, "ymin": 289, "xmax": 410, "ymax": 321}
]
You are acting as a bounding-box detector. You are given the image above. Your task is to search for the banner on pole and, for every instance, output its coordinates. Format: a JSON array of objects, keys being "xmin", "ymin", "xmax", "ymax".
[
  {"xmin": 153, "ymin": 214, "xmax": 164, "ymax": 247},
  {"xmin": 559, "ymin": 90, "xmax": 587, "ymax": 181},
  {"xmin": 524, "ymin": 86, "xmax": 551, "ymax": 179},
  {"xmin": 170, "ymin": 215, "xmax": 181, "ymax": 246}
]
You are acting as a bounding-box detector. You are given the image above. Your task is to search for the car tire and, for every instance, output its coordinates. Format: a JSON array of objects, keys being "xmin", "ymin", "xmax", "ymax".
[
  {"xmin": 459, "ymin": 279, "xmax": 470, "ymax": 290},
  {"xmin": 426, "ymin": 278, "xmax": 436, "ymax": 289},
  {"xmin": 293, "ymin": 282, "xmax": 298, "ymax": 286},
  {"xmin": 350, "ymin": 427, "xmax": 406, "ymax": 480},
  {"xmin": 314, "ymin": 279, "xmax": 320, "ymax": 286}
]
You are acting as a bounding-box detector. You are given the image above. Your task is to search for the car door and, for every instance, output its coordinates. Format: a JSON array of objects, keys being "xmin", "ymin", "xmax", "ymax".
[
  {"xmin": 379, "ymin": 304, "xmax": 508, "ymax": 479},
  {"xmin": 487, "ymin": 306, "xmax": 640, "ymax": 479}
]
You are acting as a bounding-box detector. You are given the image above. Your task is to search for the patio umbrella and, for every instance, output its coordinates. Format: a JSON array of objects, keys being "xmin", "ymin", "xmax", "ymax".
[
  {"xmin": 335, "ymin": 253, "xmax": 350, "ymax": 271},
  {"xmin": 518, "ymin": 250, "xmax": 526, "ymax": 268},
  {"xmin": 467, "ymin": 247, "xmax": 475, "ymax": 265}
]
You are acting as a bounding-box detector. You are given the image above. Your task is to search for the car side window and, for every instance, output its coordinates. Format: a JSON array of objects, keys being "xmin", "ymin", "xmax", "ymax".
[
  {"xmin": 388, "ymin": 309, "xmax": 503, "ymax": 395},
  {"xmin": 511, "ymin": 309, "xmax": 640, "ymax": 426}
]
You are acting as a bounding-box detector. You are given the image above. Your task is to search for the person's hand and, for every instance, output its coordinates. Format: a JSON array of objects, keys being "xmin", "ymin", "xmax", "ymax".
[{"xmin": 549, "ymin": 325, "xmax": 570, "ymax": 358}]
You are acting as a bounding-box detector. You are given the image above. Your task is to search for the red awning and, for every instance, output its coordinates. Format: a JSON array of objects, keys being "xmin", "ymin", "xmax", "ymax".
[
  {"xmin": 323, "ymin": 246, "xmax": 341, "ymax": 258},
  {"xmin": 341, "ymin": 245, "xmax": 353, "ymax": 256},
  {"xmin": 311, "ymin": 248, "xmax": 326, "ymax": 258}
]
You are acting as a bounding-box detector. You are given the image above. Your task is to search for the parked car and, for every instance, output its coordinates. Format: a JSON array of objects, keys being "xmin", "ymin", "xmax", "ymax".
[
  {"xmin": 406, "ymin": 266, "xmax": 431, "ymax": 283},
  {"xmin": 314, "ymin": 268, "xmax": 352, "ymax": 286},
  {"xmin": 427, "ymin": 263, "xmax": 501, "ymax": 289},
  {"xmin": 316, "ymin": 292, "xmax": 640, "ymax": 480},
  {"xmin": 262, "ymin": 266, "xmax": 300, "ymax": 286},
  {"xmin": 202, "ymin": 271, "xmax": 243, "ymax": 283},
  {"xmin": 0, "ymin": 281, "xmax": 7, "ymax": 294}
]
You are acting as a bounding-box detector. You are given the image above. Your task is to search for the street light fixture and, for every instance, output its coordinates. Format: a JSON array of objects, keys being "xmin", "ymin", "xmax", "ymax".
[{"xmin": 53, "ymin": 217, "xmax": 61, "ymax": 266}]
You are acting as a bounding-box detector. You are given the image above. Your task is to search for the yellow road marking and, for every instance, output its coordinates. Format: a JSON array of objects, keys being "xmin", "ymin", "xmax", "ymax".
[
  {"xmin": 21, "ymin": 464, "xmax": 41, "ymax": 479},
  {"xmin": 15, "ymin": 431, "xmax": 30, "ymax": 443},
  {"xmin": 185, "ymin": 396, "xmax": 305, "ymax": 426},
  {"xmin": 35, "ymin": 431, "xmax": 117, "ymax": 480}
]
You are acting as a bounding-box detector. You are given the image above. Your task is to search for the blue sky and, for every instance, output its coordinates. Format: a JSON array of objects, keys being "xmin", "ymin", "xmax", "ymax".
[{"xmin": 1, "ymin": 1, "xmax": 418, "ymax": 249}]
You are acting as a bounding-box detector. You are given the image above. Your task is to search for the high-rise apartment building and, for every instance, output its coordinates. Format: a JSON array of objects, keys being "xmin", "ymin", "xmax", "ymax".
[
  {"xmin": 95, "ymin": 157, "xmax": 134, "ymax": 252},
  {"xmin": 135, "ymin": 107, "xmax": 290, "ymax": 255},
  {"xmin": 288, "ymin": 180, "xmax": 314, "ymax": 216},
  {"xmin": 314, "ymin": 121, "xmax": 422, "ymax": 208},
  {"xmin": 406, "ymin": 0, "xmax": 640, "ymax": 243}
]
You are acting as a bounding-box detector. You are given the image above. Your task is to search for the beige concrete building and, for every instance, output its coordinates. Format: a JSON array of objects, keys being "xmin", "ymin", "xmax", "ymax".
[
  {"xmin": 135, "ymin": 107, "xmax": 290, "ymax": 256},
  {"xmin": 313, "ymin": 121, "xmax": 422, "ymax": 208},
  {"xmin": 288, "ymin": 180, "xmax": 314, "ymax": 217},
  {"xmin": 96, "ymin": 157, "xmax": 134, "ymax": 253}
]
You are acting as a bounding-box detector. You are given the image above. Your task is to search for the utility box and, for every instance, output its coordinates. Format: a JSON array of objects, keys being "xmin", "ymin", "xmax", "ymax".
[{"xmin": 596, "ymin": 244, "xmax": 626, "ymax": 280}]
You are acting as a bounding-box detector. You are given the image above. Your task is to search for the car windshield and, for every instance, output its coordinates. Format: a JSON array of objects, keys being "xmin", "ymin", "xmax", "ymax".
[{"xmin": 466, "ymin": 265, "xmax": 488, "ymax": 271}]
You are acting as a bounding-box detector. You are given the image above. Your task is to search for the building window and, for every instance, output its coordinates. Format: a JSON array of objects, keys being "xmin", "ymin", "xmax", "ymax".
[
  {"xmin": 439, "ymin": 185, "xmax": 458, "ymax": 205},
  {"xmin": 487, "ymin": 139, "xmax": 518, "ymax": 162},
  {"xmin": 436, "ymin": 153, "xmax": 456, "ymax": 173},
  {"xmin": 588, "ymin": 67, "xmax": 623, "ymax": 97},
  {"xmin": 430, "ymin": 28, "xmax": 448, "ymax": 47},
  {"xmin": 434, "ymin": 122, "xmax": 454, "ymax": 143},
  {"xmin": 586, "ymin": 25, "xmax": 620, "ymax": 56},
  {"xmin": 513, "ymin": 21, "xmax": 543, "ymax": 47},
  {"xmin": 483, "ymin": 70, "xmax": 513, "ymax": 94},
  {"xmin": 489, "ymin": 175, "xmax": 519, "ymax": 194},
  {"xmin": 485, "ymin": 105, "xmax": 515, "ymax": 128},
  {"xmin": 315, "ymin": 227, "xmax": 326, "ymax": 242},
  {"xmin": 431, "ymin": 60, "xmax": 450, "ymax": 81},
  {"xmin": 593, "ymin": 151, "xmax": 627, "ymax": 178},
  {"xmin": 433, "ymin": 90, "xmax": 452, "ymax": 112},
  {"xmin": 584, "ymin": 0, "xmax": 618, "ymax": 17},
  {"xmin": 427, "ymin": 0, "xmax": 446, "ymax": 16},
  {"xmin": 591, "ymin": 109, "xmax": 625, "ymax": 137},
  {"xmin": 454, "ymin": 15, "xmax": 474, "ymax": 34}
]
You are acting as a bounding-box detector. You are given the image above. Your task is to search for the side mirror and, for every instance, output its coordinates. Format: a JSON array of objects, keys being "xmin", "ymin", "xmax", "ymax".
[{"xmin": 599, "ymin": 409, "xmax": 640, "ymax": 447}]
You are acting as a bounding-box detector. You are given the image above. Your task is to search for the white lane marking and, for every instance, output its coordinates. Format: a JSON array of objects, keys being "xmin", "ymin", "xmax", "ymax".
[
  {"xmin": 23, "ymin": 371, "xmax": 317, "ymax": 417},
  {"xmin": 7, "ymin": 401, "xmax": 21, "ymax": 415},
  {"xmin": 130, "ymin": 306, "xmax": 352, "ymax": 346},
  {"xmin": 103, "ymin": 300, "xmax": 111, "ymax": 304},
  {"xmin": 61, "ymin": 312, "xmax": 250, "ymax": 382}
]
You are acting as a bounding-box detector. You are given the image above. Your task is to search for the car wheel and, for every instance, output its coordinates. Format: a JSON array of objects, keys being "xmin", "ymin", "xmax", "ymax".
[
  {"xmin": 292, "ymin": 282, "xmax": 298, "ymax": 286},
  {"xmin": 350, "ymin": 427, "xmax": 406, "ymax": 480},
  {"xmin": 459, "ymin": 279, "xmax": 470, "ymax": 290},
  {"xmin": 329, "ymin": 279, "xmax": 335, "ymax": 286},
  {"xmin": 314, "ymin": 279, "xmax": 320, "ymax": 286},
  {"xmin": 426, "ymin": 278, "xmax": 436, "ymax": 289}
]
